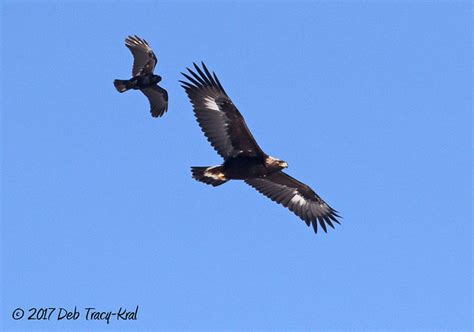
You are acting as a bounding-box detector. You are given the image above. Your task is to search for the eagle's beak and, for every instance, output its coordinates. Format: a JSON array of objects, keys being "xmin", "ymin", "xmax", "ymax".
[{"xmin": 281, "ymin": 161, "xmax": 288, "ymax": 168}]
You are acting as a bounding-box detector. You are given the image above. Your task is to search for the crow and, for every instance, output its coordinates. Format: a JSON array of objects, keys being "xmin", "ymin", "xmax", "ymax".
[
  {"xmin": 114, "ymin": 35, "xmax": 168, "ymax": 118},
  {"xmin": 180, "ymin": 63, "xmax": 341, "ymax": 234}
]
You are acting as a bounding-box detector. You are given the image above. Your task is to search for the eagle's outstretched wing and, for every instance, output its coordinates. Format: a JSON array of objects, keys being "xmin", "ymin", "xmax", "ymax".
[
  {"xmin": 125, "ymin": 35, "xmax": 157, "ymax": 76},
  {"xmin": 141, "ymin": 85, "xmax": 168, "ymax": 118},
  {"xmin": 245, "ymin": 172, "xmax": 341, "ymax": 233},
  {"xmin": 180, "ymin": 62, "xmax": 264, "ymax": 159}
]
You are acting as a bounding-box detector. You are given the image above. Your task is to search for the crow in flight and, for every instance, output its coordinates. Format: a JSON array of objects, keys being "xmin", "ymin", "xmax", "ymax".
[
  {"xmin": 180, "ymin": 63, "xmax": 341, "ymax": 234},
  {"xmin": 114, "ymin": 35, "xmax": 168, "ymax": 117}
]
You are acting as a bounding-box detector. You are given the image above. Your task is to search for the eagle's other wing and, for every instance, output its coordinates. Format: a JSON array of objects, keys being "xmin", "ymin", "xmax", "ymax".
[
  {"xmin": 245, "ymin": 172, "xmax": 341, "ymax": 233},
  {"xmin": 180, "ymin": 62, "xmax": 264, "ymax": 159},
  {"xmin": 141, "ymin": 85, "xmax": 168, "ymax": 118},
  {"xmin": 125, "ymin": 35, "xmax": 157, "ymax": 76}
]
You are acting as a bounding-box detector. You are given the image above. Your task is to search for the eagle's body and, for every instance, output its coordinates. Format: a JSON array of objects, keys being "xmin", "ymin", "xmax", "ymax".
[
  {"xmin": 114, "ymin": 35, "xmax": 168, "ymax": 118},
  {"xmin": 181, "ymin": 63, "xmax": 341, "ymax": 234},
  {"xmin": 193, "ymin": 154, "xmax": 286, "ymax": 185},
  {"xmin": 224, "ymin": 155, "xmax": 284, "ymax": 179}
]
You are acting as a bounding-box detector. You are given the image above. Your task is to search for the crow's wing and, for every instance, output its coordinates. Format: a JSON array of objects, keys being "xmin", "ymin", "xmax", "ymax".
[
  {"xmin": 180, "ymin": 62, "xmax": 264, "ymax": 159},
  {"xmin": 125, "ymin": 35, "xmax": 157, "ymax": 76},
  {"xmin": 141, "ymin": 85, "xmax": 168, "ymax": 118},
  {"xmin": 245, "ymin": 172, "xmax": 341, "ymax": 233}
]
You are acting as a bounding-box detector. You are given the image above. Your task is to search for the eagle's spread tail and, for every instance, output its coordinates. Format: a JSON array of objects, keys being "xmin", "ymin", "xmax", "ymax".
[
  {"xmin": 191, "ymin": 166, "xmax": 228, "ymax": 187},
  {"xmin": 113, "ymin": 79, "xmax": 133, "ymax": 93}
]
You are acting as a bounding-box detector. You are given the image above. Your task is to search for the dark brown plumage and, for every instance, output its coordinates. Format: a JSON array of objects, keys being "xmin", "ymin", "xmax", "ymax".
[
  {"xmin": 180, "ymin": 63, "xmax": 341, "ymax": 234},
  {"xmin": 113, "ymin": 35, "xmax": 168, "ymax": 118}
]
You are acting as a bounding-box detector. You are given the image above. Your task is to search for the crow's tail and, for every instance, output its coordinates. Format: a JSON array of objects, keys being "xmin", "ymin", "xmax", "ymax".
[
  {"xmin": 113, "ymin": 79, "xmax": 133, "ymax": 93},
  {"xmin": 191, "ymin": 166, "xmax": 228, "ymax": 187}
]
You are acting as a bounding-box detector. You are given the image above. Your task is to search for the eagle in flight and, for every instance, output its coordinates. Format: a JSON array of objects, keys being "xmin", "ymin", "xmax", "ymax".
[
  {"xmin": 180, "ymin": 63, "xmax": 341, "ymax": 233},
  {"xmin": 114, "ymin": 35, "xmax": 168, "ymax": 117}
]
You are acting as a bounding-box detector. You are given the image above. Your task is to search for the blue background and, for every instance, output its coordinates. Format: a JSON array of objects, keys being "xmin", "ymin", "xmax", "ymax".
[{"xmin": 1, "ymin": 1, "xmax": 472, "ymax": 331}]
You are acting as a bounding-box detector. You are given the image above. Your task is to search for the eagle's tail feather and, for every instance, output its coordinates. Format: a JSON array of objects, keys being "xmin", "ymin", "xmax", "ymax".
[
  {"xmin": 113, "ymin": 79, "xmax": 133, "ymax": 93},
  {"xmin": 191, "ymin": 166, "xmax": 228, "ymax": 187}
]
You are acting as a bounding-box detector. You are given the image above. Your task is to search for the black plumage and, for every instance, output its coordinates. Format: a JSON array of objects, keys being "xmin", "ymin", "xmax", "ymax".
[
  {"xmin": 180, "ymin": 63, "xmax": 341, "ymax": 234},
  {"xmin": 114, "ymin": 35, "xmax": 168, "ymax": 118}
]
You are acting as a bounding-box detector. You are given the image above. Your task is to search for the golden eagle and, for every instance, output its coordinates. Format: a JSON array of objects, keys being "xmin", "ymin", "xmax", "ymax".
[
  {"xmin": 180, "ymin": 63, "xmax": 341, "ymax": 233},
  {"xmin": 114, "ymin": 35, "xmax": 168, "ymax": 118}
]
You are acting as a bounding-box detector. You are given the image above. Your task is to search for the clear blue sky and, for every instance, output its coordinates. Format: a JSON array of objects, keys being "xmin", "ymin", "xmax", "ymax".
[{"xmin": 1, "ymin": 1, "xmax": 472, "ymax": 331}]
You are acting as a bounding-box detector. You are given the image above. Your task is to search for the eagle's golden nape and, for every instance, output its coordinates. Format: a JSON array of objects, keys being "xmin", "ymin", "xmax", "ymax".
[
  {"xmin": 265, "ymin": 156, "xmax": 288, "ymax": 170},
  {"xmin": 180, "ymin": 62, "xmax": 341, "ymax": 234}
]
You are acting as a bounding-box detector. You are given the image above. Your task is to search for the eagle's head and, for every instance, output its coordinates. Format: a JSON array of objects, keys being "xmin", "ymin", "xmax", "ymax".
[
  {"xmin": 152, "ymin": 75, "xmax": 162, "ymax": 83},
  {"xmin": 266, "ymin": 156, "xmax": 288, "ymax": 171}
]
